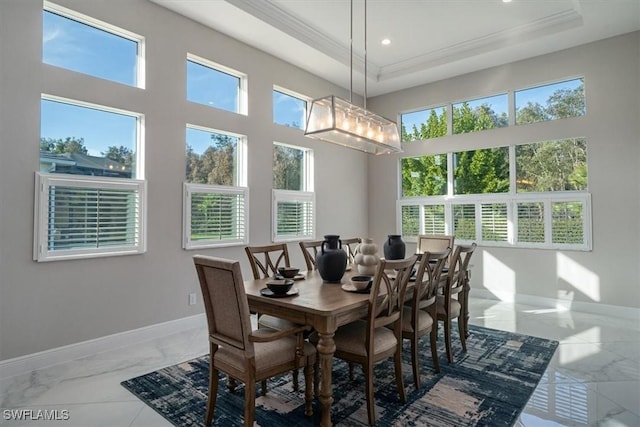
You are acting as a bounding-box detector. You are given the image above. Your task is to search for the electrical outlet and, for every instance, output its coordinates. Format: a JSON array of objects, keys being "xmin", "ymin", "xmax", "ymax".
[{"xmin": 188, "ymin": 293, "xmax": 197, "ymax": 306}]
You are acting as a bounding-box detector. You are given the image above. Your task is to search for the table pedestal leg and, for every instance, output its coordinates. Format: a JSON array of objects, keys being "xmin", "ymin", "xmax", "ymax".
[
  {"xmin": 317, "ymin": 332, "xmax": 335, "ymax": 427},
  {"xmin": 463, "ymin": 271, "xmax": 470, "ymax": 338}
]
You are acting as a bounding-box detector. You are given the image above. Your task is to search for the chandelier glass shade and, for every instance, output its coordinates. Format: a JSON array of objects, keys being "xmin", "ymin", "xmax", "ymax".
[{"xmin": 305, "ymin": 95, "xmax": 401, "ymax": 155}]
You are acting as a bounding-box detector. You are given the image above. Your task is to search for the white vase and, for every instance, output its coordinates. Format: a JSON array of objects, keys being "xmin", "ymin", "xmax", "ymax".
[{"xmin": 354, "ymin": 238, "xmax": 379, "ymax": 275}]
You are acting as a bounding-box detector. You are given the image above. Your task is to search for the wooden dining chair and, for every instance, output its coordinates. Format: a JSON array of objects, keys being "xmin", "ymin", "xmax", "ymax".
[
  {"xmin": 341, "ymin": 237, "xmax": 361, "ymax": 265},
  {"xmin": 312, "ymin": 255, "xmax": 418, "ymax": 425},
  {"xmin": 244, "ymin": 243, "xmax": 304, "ymax": 390},
  {"xmin": 400, "ymin": 248, "xmax": 450, "ymax": 388},
  {"xmin": 416, "ymin": 234, "xmax": 454, "ymax": 254},
  {"xmin": 436, "ymin": 243, "xmax": 477, "ymax": 363},
  {"xmin": 193, "ymin": 255, "xmax": 316, "ymax": 427},
  {"xmin": 299, "ymin": 239, "xmax": 324, "ymax": 270}
]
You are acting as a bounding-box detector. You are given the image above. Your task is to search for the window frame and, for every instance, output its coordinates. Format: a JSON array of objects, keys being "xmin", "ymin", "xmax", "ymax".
[
  {"xmin": 34, "ymin": 172, "xmax": 147, "ymax": 262},
  {"xmin": 182, "ymin": 183, "xmax": 249, "ymax": 249},
  {"xmin": 186, "ymin": 53, "xmax": 248, "ymax": 115},
  {"xmin": 272, "ymin": 142, "xmax": 315, "ymax": 242},
  {"xmin": 397, "ymin": 192, "xmax": 591, "ymax": 250},
  {"xmin": 182, "ymin": 125, "xmax": 248, "ymax": 249},
  {"xmin": 43, "ymin": 1, "xmax": 145, "ymax": 89},
  {"xmin": 273, "ymin": 86, "xmax": 310, "ymax": 130}
]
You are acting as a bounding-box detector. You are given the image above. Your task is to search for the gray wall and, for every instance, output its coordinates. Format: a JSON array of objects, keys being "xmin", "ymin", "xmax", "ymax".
[
  {"xmin": 0, "ymin": 0, "xmax": 369, "ymax": 360},
  {"xmin": 367, "ymin": 32, "xmax": 640, "ymax": 310}
]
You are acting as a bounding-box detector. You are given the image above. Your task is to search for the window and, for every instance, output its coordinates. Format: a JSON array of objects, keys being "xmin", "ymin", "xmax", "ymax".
[
  {"xmin": 273, "ymin": 88, "xmax": 307, "ymax": 129},
  {"xmin": 43, "ymin": 2, "xmax": 143, "ymax": 88},
  {"xmin": 401, "ymin": 154, "xmax": 447, "ymax": 197},
  {"xmin": 36, "ymin": 96, "xmax": 144, "ymax": 261},
  {"xmin": 272, "ymin": 143, "xmax": 314, "ymax": 241},
  {"xmin": 453, "ymin": 147, "xmax": 509, "ymax": 195},
  {"xmin": 398, "ymin": 140, "xmax": 591, "ymax": 250},
  {"xmin": 400, "ymin": 106, "xmax": 447, "ymax": 142},
  {"xmin": 183, "ymin": 126, "xmax": 248, "ymax": 249},
  {"xmin": 516, "ymin": 138, "xmax": 587, "ymax": 192},
  {"xmin": 452, "ymin": 94, "xmax": 508, "ymax": 134},
  {"xmin": 516, "ymin": 78, "xmax": 585, "ymax": 125},
  {"xmin": 186, "ymin": 54, "xmax": 247, "ymax": 114}
]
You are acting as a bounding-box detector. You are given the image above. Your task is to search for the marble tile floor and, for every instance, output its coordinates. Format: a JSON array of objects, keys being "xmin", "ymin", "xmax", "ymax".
[{"xmin": 0, "ymin": 297, "xmax": 638, "ymax": 426}]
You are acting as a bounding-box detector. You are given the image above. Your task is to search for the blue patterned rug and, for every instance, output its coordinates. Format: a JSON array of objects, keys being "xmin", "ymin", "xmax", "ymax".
[{"xmin": 121, "ymin": 325, "xmax": 557, "ymax": 426}]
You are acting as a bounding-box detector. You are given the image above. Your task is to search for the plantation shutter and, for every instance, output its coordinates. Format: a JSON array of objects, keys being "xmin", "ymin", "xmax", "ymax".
[
  {"xmin": 453, "ymin": 203, "xmax": 476, "ymax": 240},
  {"xmin": 481, "ymin": 202, "xmax": 508, "ymax": 242},
  {"xmin": 517, "ymin": 202, "xmax": 545, "ymax": 243},
  {"xmin": 552, "ymin": 201, "xmax": 584, "ymax": 244},
  {"xmin": 183, "ymin": 184, "xmax": 248, "ymax": 249},
  {"xmin": 401, "ymin": 205, "xmax": 420, "ymax": 237},
  {"xmin": 272, "ymin": 190, "xmax": 315, "ymax": 241},
  {"xmin": 35, "ymin": 173, "xmax": 146, "ymax": 261},
  {"xmin": 423, "ymin": 204, "xmax": 445, "ymax": 234}
]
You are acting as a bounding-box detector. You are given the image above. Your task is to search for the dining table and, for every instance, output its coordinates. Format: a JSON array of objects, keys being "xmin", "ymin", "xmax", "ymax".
[
  {"xmin": 243, "ymin": 263, "xmax": 472, "ymax": 426},
  {"xmin": 244, "ymin": 267, "xmax": 370, "ymax": 427}
]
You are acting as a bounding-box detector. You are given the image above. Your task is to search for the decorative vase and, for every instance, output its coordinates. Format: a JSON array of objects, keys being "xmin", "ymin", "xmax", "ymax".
[
  {"xmin": 383, "ymin": 234, "xmax": 406, "ymax": 260},
  {"xmin": 316, "ymin": 234, "xmax": 348, "ymax": 282},
  {"xmin": 354, "ymin": 238, "xmax": 379, "ymax": 275}
]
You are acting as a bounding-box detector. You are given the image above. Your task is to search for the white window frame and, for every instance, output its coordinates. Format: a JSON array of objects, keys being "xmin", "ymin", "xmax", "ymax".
[
  {"xmin": 34, "ymin": 173, "xmax": 147, "ymax": 262},
  {"xmin": 272, "ymin": 190, "xmax": 316, "ymax": 242},
  {"xmin": 186, "ymin": 53, "xmax": 248, "ymax": 115},
  {"xmin": 43, "ymin": 1, "xmax": 146, "ymax": 89},
  {"xmin": 183, "ymin": 184, "xmax": 249, "ymax": 249},
  {"xmin": 397, "ymin": 192, "xmax": 591, "ymax": 251},
  {"xmin": 273, "ymin": 85, "xmax": 310, "ymax": 130},
  {"xmin": 182, "ymin": 125, "xmax": 248, "ymax": 249}
]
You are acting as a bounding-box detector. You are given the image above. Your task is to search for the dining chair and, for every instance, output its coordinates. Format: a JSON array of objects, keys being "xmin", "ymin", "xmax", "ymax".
[
  {"xmin": 436, "ymin": 243, "xmax": 477, "ymax": 363},
  {"xmin": 245, "ymin": 243, "xmax": 303, "ymax": 390},
  {"xmin": 416, "ymin": 234, "xmax": 454, "ymax": 266},
  {"xmin": 341, "ymin": 237, "xmax": 362, "ymax": 265},
  {"xmin": 193, "ymin": 255, "xmax": 316, "ymax": 427},
  {"xmin": 312, "ymin": 255, "xmax": 418, "ymax": 425},
  {"xmin": 299, "ymin": 239, "xmax": 324, "ymax": 270},
  {"xmin": 400, "ymin": 248, "xmax": 450, "ymax": 388}
]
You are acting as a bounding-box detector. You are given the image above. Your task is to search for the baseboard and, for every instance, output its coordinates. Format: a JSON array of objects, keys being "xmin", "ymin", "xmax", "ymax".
[
  {"xmin": 471, "ymin": 288, "xmax": 640, "ymax": 321},
  {"xmin": 0, "ymin": 313, "xmax": 206, "ymax": 381}
]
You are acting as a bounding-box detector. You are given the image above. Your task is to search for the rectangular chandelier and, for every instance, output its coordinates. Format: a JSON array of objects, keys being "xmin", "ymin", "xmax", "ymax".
[{"xmin": 304, "ymin": 95, "xmax": 402, "ymax": 155}]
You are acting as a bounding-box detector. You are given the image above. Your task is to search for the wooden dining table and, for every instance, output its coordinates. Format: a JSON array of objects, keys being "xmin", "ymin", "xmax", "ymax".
[{"xmin": 244, "ymin": 268, "xmax": 369, "ymax": 427}]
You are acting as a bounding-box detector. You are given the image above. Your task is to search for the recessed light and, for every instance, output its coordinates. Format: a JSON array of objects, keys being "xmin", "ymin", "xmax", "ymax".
[
  {"xmin": 502, "ymin": 0, "xmax": 512, "ymax": 3},
  {"xmin": 381, "ymin": 38, "xmax": 391, "ymax": 46}
]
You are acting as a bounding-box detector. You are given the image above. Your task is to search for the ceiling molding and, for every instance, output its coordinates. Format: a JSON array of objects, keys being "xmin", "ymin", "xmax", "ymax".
[
  {"xmin": 224, "ymin": 0, "xmax": 379, "ymax": 76},
  {"xmin": 373, "ymin": 8, "xmax": 582, "ymax": 82}
]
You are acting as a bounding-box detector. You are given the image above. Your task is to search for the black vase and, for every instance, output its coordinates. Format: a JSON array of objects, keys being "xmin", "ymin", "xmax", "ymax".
[
  {"xmin": 383, "ymin": 234, "xmax": 406, "ymax": 260},
  {"xmin": 316, "ymin": 235, "xmax": 347, "ymax": 282}
]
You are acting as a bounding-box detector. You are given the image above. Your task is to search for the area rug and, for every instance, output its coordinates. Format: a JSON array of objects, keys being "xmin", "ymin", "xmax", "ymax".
[{"xmin": 121, "ymin": 325, "xmax": 558, "ymax": 426}]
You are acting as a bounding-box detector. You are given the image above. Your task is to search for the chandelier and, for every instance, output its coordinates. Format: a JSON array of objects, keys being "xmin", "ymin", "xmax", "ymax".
[{"xmin": 304, "ymin": 0, "xmax": 401, "ymax": 155}]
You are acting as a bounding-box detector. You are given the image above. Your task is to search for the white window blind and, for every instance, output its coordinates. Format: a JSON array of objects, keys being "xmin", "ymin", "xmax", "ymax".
[
  {"xmin": 481, "ymin": 203, "xmax": 508, "ymax": 242},
  {"xmin": 401, "ymin": 205, "xmax": 420, "ymax": 237},
  {"xmin": 34, "ymin": 173, "xmax": 146, "ymax": 261},
  {"xmin": 272, "ymin": 190, "xmax": 315, "ymax": 242},
  {"xmin": 517, "ymin": 202, "xmax": 545, "ymax": 243},
  {"xmin": 183, "ymin": 184, "xmax": 248, "ymax": 249},
  {"xmin": 423, "ymin": 204, "xmax": 446, "ymax": 234},
  {"xmin": 453, "ymin": 203, "xmax": 476, "ymax": 240}
]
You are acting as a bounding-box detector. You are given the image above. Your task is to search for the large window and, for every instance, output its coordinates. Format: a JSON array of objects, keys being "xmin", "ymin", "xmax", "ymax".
[
  {"xmin": 452, "ymin": 94, "xmax": 508, "ymax": 134},
  {"xmin": 36, "ymin": 96, "xmax": 144, "ymax": 261},
  {"xmin": 273, "ymin": 88, "xmax": 307, "ymax": 129},
  {"xmin": 400, "ymin": 106, "xmax": 447, "ymax": 142},
  {"xmin": 516, "ymin": 78, "xmax": 585, "ymax": 125},
  {"xmin": 186, "ymin": 54, "xmax": 247, "ymax": 115},
  {"xmin": 43, "ymin": 2, "xmax": 143, "ymax": 88},
  {"xmin": 398, "ymin": 139, "xmax": 591, "ymax": 250},
  {"xmin": 272, "ymin": 143, "xmax": 314, "ymax": 241},
  {"xmin": 183, "ymin": 126, "xmax": 248, "ymax": 249}
]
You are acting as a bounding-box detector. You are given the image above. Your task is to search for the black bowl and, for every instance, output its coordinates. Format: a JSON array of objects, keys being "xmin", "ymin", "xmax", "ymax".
[
  {"xmin": 350, "ymin": 275, "xmax": 373, "ymax": 290},
  {"xmin": 267, "ymin": 279, "xmax": 294, "ymax": 295},
  {"xmin": 278, "ymin": 267, "xmax": 300, "ymax": 279}
]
